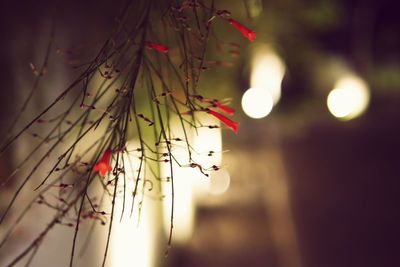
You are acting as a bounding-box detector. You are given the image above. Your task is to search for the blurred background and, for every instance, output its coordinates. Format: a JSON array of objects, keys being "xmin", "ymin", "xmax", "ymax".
[{"xmin": 0, "ymin": 0, "xmax": 399, "ymax": 266}]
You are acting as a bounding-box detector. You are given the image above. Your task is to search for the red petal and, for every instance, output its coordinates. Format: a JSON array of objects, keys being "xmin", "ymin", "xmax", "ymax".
[
  {"xmin": 99, "ymin": 149, "xmax": 112, "ymax": 164},
  {"xmin": 94, "ymin": 163, "xmax": 112, "ymax": 177},
  {"xmin": 99, "ymin": 168, "xmax": 107, "ymax": 177},
  {"xmin": 145, "ymin": 42, "xmax": 169, "ymax": 53},
  {"xmin": 213, "ymin": 102, "xmax": 235, "ymax": 115},
  {"xmin": 207, "ymin": 110, "xmax": 239, "ymax": 134},
  {"xmin": 94, "ymin": 149, "xmax": 113, "ymax": 176},
  {"xmin": 228, "ymin": 19, "xmax": 256, "ymax": 42}
]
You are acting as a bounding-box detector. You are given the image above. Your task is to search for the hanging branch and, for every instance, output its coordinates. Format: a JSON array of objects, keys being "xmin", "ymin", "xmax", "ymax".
[{"xmin": 0, "ymin": 0, "xmax": 256, "ymax": 266}]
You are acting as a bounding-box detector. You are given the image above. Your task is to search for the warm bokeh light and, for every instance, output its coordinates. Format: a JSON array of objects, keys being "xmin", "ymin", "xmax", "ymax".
[
  {"xmin": 250, "ymin": 45, "xmax": 285, "ymax": 105},
  {"xmin": 110, "ymin": 201, "xmax": 155, "ymax": 267},
  {"xmin": 110, "ymin": 142, "xmax": 156, "ymax": 267},
  {"xmin": 161, "ymin": 142, "xmax": 196, "ymax": 244},
  {"xmin": 162, "ymin": 115, "xmax": 223, "ymax": 243},
  {"xmin": 192, "ymin": 114, "xmax": 223, "ymax": 197},
  {"xmin": 241, "ymin": 87, "xmax": 274, "ymax": 119},
  {"xmin": 327, "ymin": 75, "xmax": 370, "ymax": 120},
  {"xmin": 242, "ymin": 45, "xmax": 285, "ymax": 119},
  {"xmin": 208, "ymin": 169, "xmax": 231, "ymax": 195}
]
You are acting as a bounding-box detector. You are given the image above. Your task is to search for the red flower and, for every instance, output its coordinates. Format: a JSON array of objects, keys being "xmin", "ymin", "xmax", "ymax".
[
  {"xmin": 94, "ymin": 149, "xmax": 113, "ymax": 177},
  {"xmin": 145, "ymin": 42, "xmax": 169, "ymax": 53},
  {"xmin": 206, "ymin": 109, "xmax": 239, "ymax": 134},
  {"xmin": 210, "ymin": 101, "xmax": 235, "ymax": 116},
  {"xmin": 228, "ymin": 19, "xmax": 256, "ymax": 42}
]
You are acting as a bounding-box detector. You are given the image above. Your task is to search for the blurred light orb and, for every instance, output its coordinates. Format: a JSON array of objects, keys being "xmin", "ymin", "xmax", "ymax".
[
  {"xmin": 327, "ymin": 76, "xmax": 370, "ymax": 120},
  {"xmin": 208, "ymin": 169, "xmax": 231, "ymax": 195},
  {"xmin": 250, "ymin": 45, "xmax": 285, "ymax": 105},
  {"xmin": 241, "ymin": 87, "xmax": 273, "ymax": 119},
  {"xmin": 111, "ymin": 141, "xmax": 155, "ymax": 267}
]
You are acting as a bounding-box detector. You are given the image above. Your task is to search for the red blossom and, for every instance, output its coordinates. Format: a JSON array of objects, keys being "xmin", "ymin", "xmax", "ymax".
[
  {"xmin": 206, "ymin": 109, "xmax": 239, "ymax": 134},
  {"xmin": 145, "ymin": 42, "xmax": 169, "ymax": 53},
  {"xmin": 191, "ymin": 95, "xmax": 235, "ymax": 115},
  {"xmin": 228, "ymin": 19, "xmax": 256, "ymax": 42},
  {"xmin": 210, "ymin": 101, "xmax": 235, "ymax": 115},
  {"xmin": 94, "ymin": 149, "xmax": 113, "ymax": 177}
]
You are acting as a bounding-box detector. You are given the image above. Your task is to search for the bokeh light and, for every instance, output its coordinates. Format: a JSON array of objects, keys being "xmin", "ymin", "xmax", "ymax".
[
  {"xmin": 208, "ymin": 169, "xmax": 231, "ymax": 195},
  {"xmin": 161, "ymin": 115, "xmax": 223, "ymax": 244},
  {"xmin": 110, "ymin": 141, "xmax": 156, "ymax": 267},
  {"xmin": 242, "ymin": 87, "xmax": 274, "ymax": 119},
  {"xmin": 250, "ymin": 45, "xmax": 285, "ymax": 105},
  {"xmin": 242, "ymin": 45, "xmax": 285, "ymax": 119},
  {"xmin": 327, "ymin": 75, "xmax": 370, "ymax": 120}
]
